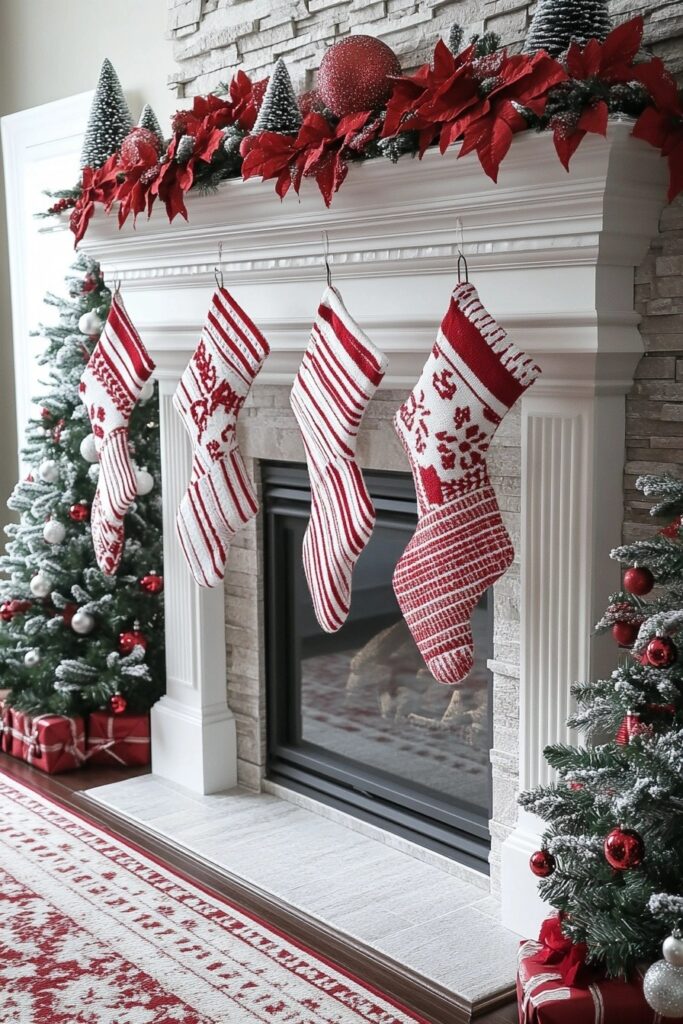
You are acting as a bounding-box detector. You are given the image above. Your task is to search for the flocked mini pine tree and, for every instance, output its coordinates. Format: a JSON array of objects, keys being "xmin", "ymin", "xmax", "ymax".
[
  {"xmin": 523, "ymin": 0, "xmax": 611, "ymax": 55},
  {"xmin": 80, "ymin": 58, "xmax": 133, "ymax": 169},
  {"xmin": 0, "ymin": 255, "xmax": 165, "ymax": 717},
  {"xmin": 138, "ymin": 102, "xmax": 165, "ymax": 149},
  {"xmin": 252, "ymin": 58, "xmax": 302, "ymax": 134},
  {"xmin": 520, "ymin": 473, "xmax": 683, "ymax": 978}
]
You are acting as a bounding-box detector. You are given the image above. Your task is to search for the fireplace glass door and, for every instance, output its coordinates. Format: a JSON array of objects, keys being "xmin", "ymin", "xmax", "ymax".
[{"xmin": 264, "ymin": 463, "xmax": 493, "ymax": 871}]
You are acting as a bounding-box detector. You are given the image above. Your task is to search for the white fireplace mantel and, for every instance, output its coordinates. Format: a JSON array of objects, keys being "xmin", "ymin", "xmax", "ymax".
[{"xmin": 80, "ymin": 123, "xmax": 667, "ymax": 935}]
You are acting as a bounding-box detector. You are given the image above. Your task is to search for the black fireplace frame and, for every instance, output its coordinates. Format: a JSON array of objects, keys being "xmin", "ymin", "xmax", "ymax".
[{"xmin": 263, "ymin": 461, "xmax": 492, "ymax": 873}]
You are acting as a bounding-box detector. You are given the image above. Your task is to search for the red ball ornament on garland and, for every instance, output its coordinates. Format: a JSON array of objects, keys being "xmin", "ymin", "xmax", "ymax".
[
  {"xmin": 119, "ymin": 624, "xmax": 148, "ymax": 655},
  {"xmin": 140, "ymin": 572, "xmax": 164, "ymax": 595},
  {"xmin": 317, "ymin": 35, "xmax": 402, "ymax": 117},
  {"xmin": 69, "ymin": 502, "xmax": 90, "ymax": 522},
  {"xmin": 530, "ymin": 849, "xmax": 556, "ymax": 877},
  {"xmin": 646, "ymin": 636, "xmax": 677, "ymax": 668},
  {"xmin": 624, "ymin": 566, "xmax": 654, "ymax": 596},
  {"xmin": 612, "ymin": 621, "xmax": 640, "ymax": 647},
  {"xmin": 110, "ymin": 692, "xmax": 128, "ymax": 715},
  {"xmin": 298, "ymin": 88, "xmax": 324, "ymax": 116},
  {"xmin": 604, "ymin": 827, "xmax": 644, "ymax": 871},
  {"xmin": 119, "ymin": 127, "xmax": 161, "ymax": 170}
]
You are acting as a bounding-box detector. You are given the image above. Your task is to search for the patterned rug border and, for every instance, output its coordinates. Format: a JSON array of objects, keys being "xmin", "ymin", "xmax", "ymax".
[{"xmin": 0, "ymin": 766, "xmax": 429, "ymax": 1024}]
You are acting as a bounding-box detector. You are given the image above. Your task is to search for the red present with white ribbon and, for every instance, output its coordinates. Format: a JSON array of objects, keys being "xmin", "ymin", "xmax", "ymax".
[
  {"xmin": 517, "ymin": 930, "xmax": 683, "ymax": 1023},
  {"xmin": 0, "ymin": 693, "xmax": 12, "ymax": 754},
  {"xmin": 86, "ymin": 711, "xmax": 150, "ymax": 767},
  {"xmin": 7, "ymin": 710, "xmax": 86, "ymax": 773}
]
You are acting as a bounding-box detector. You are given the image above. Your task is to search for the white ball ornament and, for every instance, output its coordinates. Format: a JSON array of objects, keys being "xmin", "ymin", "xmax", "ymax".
[
  {"xmin": 29, "ymin": 572, "xmax": 52, "ymax": 598},
  {"xmin": 24, "ymin": 648, "xmax": 41, "ymax": 668},
  {"xmin": 43, "ymin": 519, "xmax": 66, "ymax": 545},
  {"xmin": 38, "ymin": 459, "xmax": 59, "ymax": 484},
  {"xmin": 135, "ymin": 467, "xmax": 154, "ymax": 496},
  {"xmin": 644, "ymin": 959, "xmax": 683, "ymax": 1018},
  {"xmin": 139, "ymin": 377, "xmax": 155, "ymax": 402},
  {"xmin": 78, "ymin": 311, "xmax": 103, "ymax": 337},
  {"xmin": 71, "ymin": 608, "xmax": 95, "ymax": 635},
  {"xmin": 664, "ymin": 933, "xmax": 683, "ymax": 969},
  {"xmin": 79, "ymin": 433, "xmax": 99, "ymax": 463}
]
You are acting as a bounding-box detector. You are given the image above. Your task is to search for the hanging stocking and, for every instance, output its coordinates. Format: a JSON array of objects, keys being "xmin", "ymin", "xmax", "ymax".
[
  {"xmin": 79, "ymin": 290, "xmax": 155, "ymax": 575},
  {"xmin": 174, "ymin": 287, "xmax": 269, "ymax": 587},
  {"xmin": 291, "ymin": 285, "xmax": 388, "ymax": 632},
  {"xmin": 393, "ymin": 281, "xmax": 540, "ymax": 685}
]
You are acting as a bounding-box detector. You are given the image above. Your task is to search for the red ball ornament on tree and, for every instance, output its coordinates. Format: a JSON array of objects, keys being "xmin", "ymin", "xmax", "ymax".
[
  {"xmin": 140, "ymin": 572, "xmax": 164, "ymax": 595},
  {"xmin": 615, "ymin": 711, "xmax": 652, "ymax": 746},
  {"xmin": 604, "ymin": 827, "xmax": 644, "ymax": 871},
  {"xmin": 110, "ymin": 692, "xmax": 128, "ymax": 715},
  {"xmin": 646, "ymin": 636, "xmax": 677, "ymax": 668},
  {"xmin": 317, "ymin": 35, "xmax": 401, "ymax": 117},
  {"xmin": 624, "ymin": 567, "xmax": 654, "ymax": 596},
  {"xmin": 69, "ymin": 502, "xmax": 90, "ymax": 522},
  {"xmin": 530, "ymin": 849, "xmax": 556, "ymax": 877},
  {"xmin": 118, "ymin": 625, "xmax": 148, "ymax": 655},
  {"xmin": 660, "ymin": 516, "xmax": 682, "ymax": 539},
  {"xmin": 0, "ymin": 601, "xmax": 14, "ymax": 622},
  {"xmin": 612, "ymin": 621, "xmax": 640, "ymax": 647},
  {"xmin": 62, "ymin": 603, "xmax": 77, "ymax": 627},
  {"xmin": 40, "ymin": 407, "xmax": 52, "ymax": 420}
]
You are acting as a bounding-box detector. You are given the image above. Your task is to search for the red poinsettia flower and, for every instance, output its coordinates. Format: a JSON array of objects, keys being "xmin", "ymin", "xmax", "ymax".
[
  {"xmin": 229, "ymin": 69, "xmax": 268, "ymax": 131},
  {"xmin": 552, "ymin": 17, "xmax": 647, "ymax": 169},
  {"xmin": 69, "ymin": 154, "xmax": 120, "ymax": 245},
  {"xmin": 534, "ymin": 915, "xmax": 588, "ymax": 986},
  {"xmin": 152, "ymin": 119, "xmax": 226, "ymax": 222},
  {"xmin": 115, "ymin": 128, "xmax": 163, "ymax": 228},
  {"xmin": 241, "ymin": 111, "xmax": 382, "ymax": 206},
  {"xmin": 632, "ymin": 59, "xmax": 683, "ymax": 202}
]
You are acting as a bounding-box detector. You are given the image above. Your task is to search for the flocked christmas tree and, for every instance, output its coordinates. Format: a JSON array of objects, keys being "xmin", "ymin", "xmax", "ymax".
[
  {"xmin": 0, "ymin": 255, "xmax": 165, "ymax": 717},
  {"xmin": 523, "ymin": 0, "xmax": 611, "ymax": 56},
  {"xmin": 520, "ymin": 473, "xmax": 683, "ymax": 981},
  {"xmin": 252, "ymin": 58, "xmax": 302, "ymax": 135},
  {"xmin": 138, "ymin": 102, "xmax": 165, "ymax": 149},
  {"xmin": 80, "ymin": 58, "xmax": 133, "ymax": 169}
]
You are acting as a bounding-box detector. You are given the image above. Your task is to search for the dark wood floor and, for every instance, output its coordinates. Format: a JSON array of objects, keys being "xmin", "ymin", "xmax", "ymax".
[{"xmin": 0, "ymin": 752, "xmax": 519, "ymax": 1024}]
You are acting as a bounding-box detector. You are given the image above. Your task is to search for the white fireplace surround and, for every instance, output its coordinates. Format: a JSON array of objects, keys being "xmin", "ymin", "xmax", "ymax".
[{"xmin": 81, "ymin": 123, "xmax": 666, "ymax": 937}]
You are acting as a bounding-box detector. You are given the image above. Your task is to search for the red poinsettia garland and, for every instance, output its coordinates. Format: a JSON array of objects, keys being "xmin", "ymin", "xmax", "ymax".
[{"xmin": 66, "ymin": 17, "xmax": 683, "ymax": 246}]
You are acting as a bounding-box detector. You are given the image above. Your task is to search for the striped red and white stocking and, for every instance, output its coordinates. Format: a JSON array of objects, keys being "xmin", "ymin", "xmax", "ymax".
[
  {"xmin": 393, "ymin": 281, "xmax": 541, "ymax": 685},
  {"xmin": 79, "ymin": 290, "xmax": 155, "ymax": 575},
  {"xmin": 291, "ymin": 286, "xmax": 388, "ymax": 632},
  {"xmin": 174, "ymin": 288, "xmax": 269, "ymax": 588}
]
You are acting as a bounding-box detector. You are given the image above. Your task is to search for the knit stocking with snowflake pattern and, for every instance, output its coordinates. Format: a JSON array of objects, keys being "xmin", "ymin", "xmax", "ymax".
[
  {"xmin": 174, "ymin": 287, "xmax": 269, "ymax": 587},
  {"xmin": 291, "ymin": 286, "xmax": 388, "ymax": 632},
  {"xmin": 393, "ymin": 281, "xmax": 540, "ymax": 685},
  {"xmin": 79, "ymin": 290, "xmax": 155, "ymax": 574}
]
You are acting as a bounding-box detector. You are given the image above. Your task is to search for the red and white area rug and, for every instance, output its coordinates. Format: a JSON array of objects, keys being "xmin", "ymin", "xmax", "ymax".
[{"xmin": 0, "ymin": 771, "xmax": 426, "ymax": 1024}]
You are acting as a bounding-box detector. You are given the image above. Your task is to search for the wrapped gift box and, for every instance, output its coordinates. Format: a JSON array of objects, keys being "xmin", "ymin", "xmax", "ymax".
[
  {"xmin": 0, "ymin": 691, "xmax": 12, "ymax": 754},
  {"xmin": 517, "ymin": 935, "xmax": 683, "ymax": 1024},
  {"xmin": 7, "ymin": 710, "xmax": 86, "ymax": 774},
  {"xmin": 86, "ymin": 711, "xmax": 150, "ymax": 767}
]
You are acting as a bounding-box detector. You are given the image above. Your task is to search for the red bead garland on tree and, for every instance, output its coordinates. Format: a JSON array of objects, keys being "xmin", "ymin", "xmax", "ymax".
[
  {"xmin": 623, "ymin": 566, "xmax": 654, "ymax": 596},
  {"xmin": 69, "ymin": 502, "xmax": 90, "ymax": 522},
  {"xmin": 604, "ymin": 827, "xmax": 644, "ymax": 871},
  {"xmin": 612, "ymin": 621, "xmax": 640, "ymax": 647},
  {"xmin": 646, "ymin": 636, "xmax": 677, "ymax": 668},
  {"xmin": 118, "ymin": 624, "xmax": 148, "ymax": 654},
  {"xmin": 140, "ymin": 572, "xmax": 164, "ymax": 594},
  {"xmin": 110, "ymin": 692, "xmax": 128, "ymax": 714},
  {"xmin": 317, "ymin": 35, "xmax": 401, "ymax": 117},
  {"xmin": 530, "ymin": 849, "xmax": 556, "ymax": 877}
]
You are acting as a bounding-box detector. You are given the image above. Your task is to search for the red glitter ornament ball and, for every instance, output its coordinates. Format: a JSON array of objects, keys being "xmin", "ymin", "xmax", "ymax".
[
  {"xmin": 623, "ymin": 567, "xmax": 654, "ymax": 596},
  {"xmin": 646, "ymin": 635, "xmax": 677, "ymax": 668},
  {"xmin": 615, "ymin": 712, "xmax": 652, "ymax": 746},
  {"xmin": 298, "ymin": 89, "xmax": 325, "ymax": 116},
  {"xmin": 9, "ymin": 600, "xmax": 31, "ymax": 616},
  {"xmin": 317, "ymin": 35, "xmax": 401, "ymax": 117},
  {"xmin": 118, "ymin": 628, "xmax": 148, "ymax": 655},
  {"xmin": 69, "ymin": 502, "xmax": 90, "ymax": 522},
  {"xmin": 530, "ymin": 849, "xmax": 556, "ymax": 877},
  {"xmin": 612, "ymin": 621, "xmax": 640, "ymax": 647},
  {"xmin": 140, "ymin": 573, "xmax": 164, "ymax": 595},
  {"xmin": 119, "ymin": 127, "xmax": 161, "ymax": 169},
  {"xmin": 110, "ymin": 692, "xmax": 128, "ymax": 715},
  {"xmin": 604, "ymin": 827, "xmax": 644, "ymax": 871}
]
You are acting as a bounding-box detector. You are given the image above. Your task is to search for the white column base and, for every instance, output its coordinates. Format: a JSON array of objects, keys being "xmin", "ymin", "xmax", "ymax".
[
  {"xmin": 501, "ymin": 810, "xmax": 551, "ymax": 938},
  {"xmin": 151, "ymin": 695, "xmax": 238, "ymax": 795}
]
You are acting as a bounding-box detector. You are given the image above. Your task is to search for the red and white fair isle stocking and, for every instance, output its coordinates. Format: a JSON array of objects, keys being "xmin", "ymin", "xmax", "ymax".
[
  {"xmin": 393, "ymin": 281, "xmax": 540, "ymax": 685},
  {"xmin": 174, "ymin": 288, "xmax": 270, "ymax": 588},
  {"xmin": 291, "ymin": 286, "xmax": 388, "ymax": 632},
  {"xmin": 80, "ymin": 290, "xmax": 155, "ymax": 574}
]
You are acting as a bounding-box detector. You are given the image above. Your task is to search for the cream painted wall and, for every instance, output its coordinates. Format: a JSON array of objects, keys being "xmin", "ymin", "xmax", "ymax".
[{"xmin": 0, "ymin": 0, "xmax": 176, "ymax": 510}]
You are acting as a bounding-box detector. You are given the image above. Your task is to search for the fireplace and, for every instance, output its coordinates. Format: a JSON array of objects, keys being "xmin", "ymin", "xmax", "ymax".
[
  {"xmin": 264, "ymin": 462, "xmax": 493, "ymax": 871},
  {"xmin": 81, "ymin": 124, "xmax": 666, "ymax": 935}
]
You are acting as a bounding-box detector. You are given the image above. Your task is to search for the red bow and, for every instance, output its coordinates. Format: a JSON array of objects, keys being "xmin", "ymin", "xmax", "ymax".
[{"xmin": 533, "ymin": 915, "xmax": 588, "ymax": 986}]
